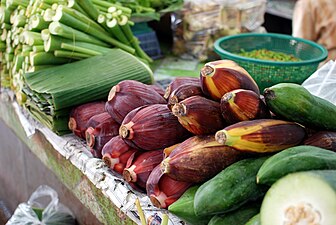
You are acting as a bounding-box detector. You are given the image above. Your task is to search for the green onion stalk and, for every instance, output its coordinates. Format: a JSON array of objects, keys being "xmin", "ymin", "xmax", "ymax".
[
  {"xmin": 52, "ymin": 5, "xmax": 135, "ymax": 54},
  {"xmin": 60, "ymin": 42, "xmax": 111, "ymax": 55},
  {"xmin": 28, "ymin": 13, "xmax": 49, "ymax": 31},
  {"xmin": 48, "ymin": 21, "xmax": 110, "ymax": 47},
  {"xmin": 76, "ymin": 0, "xmax": 100, "ymax": 21},
  {"xmin": 91, "ymin": 0, "xmax": 131, "ymax": 16},
  {"xmin": 0, "ymin": 6, "xmax": 11, "ymax": 24},
  {"xmin": 54, "ymin": 49, "xmax": 92, "ymax": 60},
  {"xmin": 66, "ymin": 0, "xmax": 87, "ymax": 15},
  {"xmin": 0, "ymin": 0, "xmax": 155, "ymax": 94},
  {"xmin": 29, "ymin": 51, "xmax": 70, "ymax": 66}
]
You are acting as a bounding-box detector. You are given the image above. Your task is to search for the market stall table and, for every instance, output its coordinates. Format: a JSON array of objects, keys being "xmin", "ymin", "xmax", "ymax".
[{"xmin": 0, "ymin": 89, "xmax": 182, "ymax": 225}]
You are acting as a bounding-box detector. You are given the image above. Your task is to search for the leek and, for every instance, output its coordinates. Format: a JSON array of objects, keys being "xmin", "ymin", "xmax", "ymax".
[
  {"xmin": 43, "ymin": 8, "xmax": 55, "ymax": 22},
  {"xmin": 105, "ymin": 17, "xmax": 129, "ymax": 45},
  {"xmin": 0, "ymin": 6, "xmax": 11, "ymax": 24},
  {"xmin": 32, "ymin": 45, "xmax": 44, "ymax": 52},
  {"xmin": 0, "ymin": 41, "xmax": 5, "ymax": 51},
  {"xmin": 52, "ymin": 5, "xmax": 135, "ymax": 53},
  {"xmin": 48, "ymin": 21, "xmax": 109, "ymax": 47},
  {"xmin": 41, "ymin": 29, "xmax": 51, "ymax": 42},
  {"xmin": 60, "ymin": 42, "xmax": 105, "ymax": 56},
  {"xmin": 67, "ymin": 0, "xmax": 87, "ymax": 16},
  {"xmin": 77, "ymin": 0, "xmax": 100, "ymax": 21},
  {"xmin": 22, "ymin": 31, "xmax": 44, "ymax": 46},
  {"xmin": 56, "ymin": 5, "xmax": 105, "ymax": 33},
  {"xmin": 12, "ymin": 14, "xmax": 26, "ymax": 27},
  {"xmin": 29, "ymin": 13, "xmax": 49, "ymax": 31},
  {"xmin": 1, "ymin": 22, "xmax": 11, "ymax": 30},
  {"xmin": 6, "ymin": 0, "xmax": 29, "ymax": 9},
  {"xmin": 44, "ymin": 34, "xmax": 71, "ymax": 52},
  {"xmin": 92, "ymin": 0, "xmax": 131, "ymax": 14},
  {"xmin": 29, "ymin": 51, "xmax": 70, "ymax": 66},
  {"xmin": 54, "ymin": 49, "xmax": 91, "ymax": 60}
]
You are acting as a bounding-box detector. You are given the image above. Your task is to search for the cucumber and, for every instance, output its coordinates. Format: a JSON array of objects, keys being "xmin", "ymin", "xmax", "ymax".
[
  {"xmin": 257, "ymin": 145, "xmax": 336, "ymax": 185},
  {"xmin": 208, "ymin": 201, "xmax": 260, "ymax": 225},
  {"xmin": 168, "ymin": 185, "xmax": 212, "ymax": 225},
  {"xmin": 260, "ymin": 170, "xmax": 336, "ymax": 225},
  {"xmin": 194, "ymin": 157, "xmax": 269, "ymax": 216},
  {"xmin": 264, "ymin": 83, "xmax": 336, "ymax": 131},
  {"xmin": 246, "ymin": 214, "xmax": 260, "ymax": 225}
]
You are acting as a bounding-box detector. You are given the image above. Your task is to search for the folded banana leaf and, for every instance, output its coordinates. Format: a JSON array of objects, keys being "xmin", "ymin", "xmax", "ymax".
[
  {"xmin": 23, "ymin": 49, "xmax": 154, "ymax": 135},
  {"xmin": 25, "ymin": 99, "xmax": 70, "ymax": 135}
]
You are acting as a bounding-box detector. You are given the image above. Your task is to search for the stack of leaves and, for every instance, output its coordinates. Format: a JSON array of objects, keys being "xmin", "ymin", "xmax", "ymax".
[
  {"xmin": 23, "ymin": 49, "xmax": 154, "ymax": 135},
  {"xmin": 0, "ymin": 0, "xmax": 154, "ymax": 103}
]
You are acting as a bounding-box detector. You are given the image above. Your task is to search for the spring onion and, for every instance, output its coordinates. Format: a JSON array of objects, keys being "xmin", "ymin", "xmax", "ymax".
[{"xmin": 48, "ymin": 21, "xmax": 109, "ymax": 47}]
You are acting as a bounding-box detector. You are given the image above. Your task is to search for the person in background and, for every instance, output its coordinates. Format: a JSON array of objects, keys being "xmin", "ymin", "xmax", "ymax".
[{"xmin": 292, "ymin": 0, "xmax": 336, "ymax": 63}]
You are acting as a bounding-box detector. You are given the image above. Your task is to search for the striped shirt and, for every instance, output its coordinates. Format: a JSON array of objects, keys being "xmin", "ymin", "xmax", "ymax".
[{"xmin": 292, "ymin": 0, "xmax": 336, "ymax": 63}]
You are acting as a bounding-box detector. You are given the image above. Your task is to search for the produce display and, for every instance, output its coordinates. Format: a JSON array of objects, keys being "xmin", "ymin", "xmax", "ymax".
[
  {"xmin": 238, "ymin": 49, "xmax": 301, "ymax": 62},
  {"xmin": 1, "ymin": 10, "xmax": 336, "ymax": 222},
  {"xmin": 61, "ymin": 57, "xmax": 336, "ymax": 224},
  {"xmin": 0, "ymin": 0, "xmax": 174, "ymax": 105},
  {"xmin": 23, "ymin": 50, "xmax": 153, "ymax": 134}
]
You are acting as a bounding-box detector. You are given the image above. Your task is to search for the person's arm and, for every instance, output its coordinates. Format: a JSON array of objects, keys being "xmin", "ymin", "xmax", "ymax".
[{"xmin": 292, "ymin": 0, "xmax": 317, "ymax": 41}]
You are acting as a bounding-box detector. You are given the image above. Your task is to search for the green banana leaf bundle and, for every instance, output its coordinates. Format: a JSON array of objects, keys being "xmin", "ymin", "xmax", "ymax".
[{"xmin": 23, "ymin": 49, "xmax": 154, "ymax": 135}]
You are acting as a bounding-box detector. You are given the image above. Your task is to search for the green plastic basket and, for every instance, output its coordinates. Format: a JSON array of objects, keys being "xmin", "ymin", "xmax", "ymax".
[{"xmin": 214, "ymin": 33, "xmax": 328, "ymax": 92}]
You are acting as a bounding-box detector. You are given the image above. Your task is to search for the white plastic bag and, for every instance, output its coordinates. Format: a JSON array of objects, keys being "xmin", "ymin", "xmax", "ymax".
[
  {"xmin": 6, "ymin": 185, "xmax": 75, "ymax": 225},
  {"xmin": 302, "ymin": 60, "xmax": 336, "ymax": 105}
]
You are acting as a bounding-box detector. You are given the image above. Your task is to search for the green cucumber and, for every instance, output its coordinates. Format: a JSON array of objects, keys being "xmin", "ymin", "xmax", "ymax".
[
  {"xmin": 194, "ymin": 157, "xmax": 269, "ymax": 216},
  {"xmin": 208, "ymin": 201, "xmax": 260, "ymax": 225},
  {"xmin": 246, "ymin": 213, "xmax": 260, "ymax": 225},
  {"xmin": 257, "ymin": 145, "xmax": 336, "ymax": 185},
  {"xmin": 264, "ymin": 83, "xmax": 336, "ymax": 131},
  {"xmin": 260, "ymin": 170, "xmax": 336, "ymax": 225},
  {"xmin": 168, "ymin": 185, "xmax": 212, "ymax": 225}
]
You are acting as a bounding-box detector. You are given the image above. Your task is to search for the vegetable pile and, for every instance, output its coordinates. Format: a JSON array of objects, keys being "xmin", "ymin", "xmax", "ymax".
[
  {"xmin": 23, "ymin": 49, "xmax": 153, "ymax": 135},
  {"xmin": 238, "ymin": 49, "xmax": 301, "ymax": 62},
  {"xmin": 68, "ymin": 59, "xmax": 336, "ymax": 224},
  {"xmin": 0, "ymin": 0, "xmax": 162, "ymax": 104}
]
